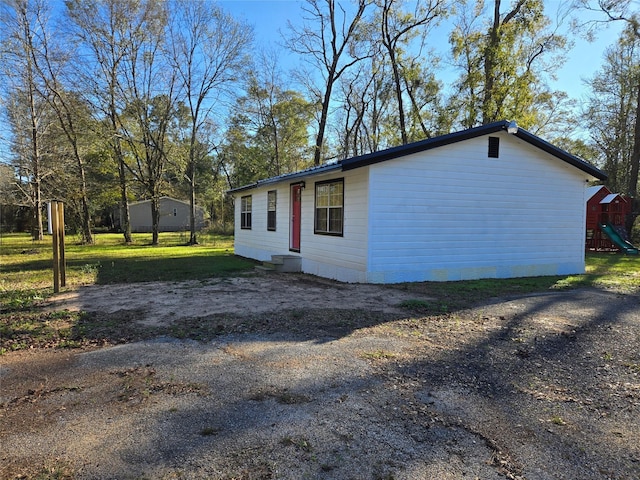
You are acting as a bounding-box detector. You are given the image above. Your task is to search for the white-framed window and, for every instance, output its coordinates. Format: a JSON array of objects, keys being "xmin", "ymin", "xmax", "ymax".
[
  {"xmin": 267, "ymin": 190, "xmax": 277, "ymax": 231},
  {"xmin": 314, "ymin": 179, "xmax": 343, "ymax": 236},
  {"xmin": 241, "ymin": 195, "xmax": 252, "ymax": 229}
]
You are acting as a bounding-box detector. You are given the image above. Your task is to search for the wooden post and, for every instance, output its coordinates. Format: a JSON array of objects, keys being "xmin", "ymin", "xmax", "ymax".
[
  {"xmin": 57, "ymin": 202, "xmax": 66, "ymax": 287},
  {"xmin": 51, "ymin": 201, "xmax": 66, "ymax": 293},
  {"xmin": 52, "ymin": 201, "xmax": 60, "ymax": 293}
]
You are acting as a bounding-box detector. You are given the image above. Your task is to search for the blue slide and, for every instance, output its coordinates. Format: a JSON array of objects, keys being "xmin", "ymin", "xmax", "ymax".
[{"xmin": 599, "ymin": 224, "xmax": 639, "ymax": 255}]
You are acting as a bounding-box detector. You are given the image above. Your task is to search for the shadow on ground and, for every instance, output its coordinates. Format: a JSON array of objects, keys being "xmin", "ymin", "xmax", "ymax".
[{"xmin": 1, "ymin": 276, "xmax": 639, "ymax": 479}]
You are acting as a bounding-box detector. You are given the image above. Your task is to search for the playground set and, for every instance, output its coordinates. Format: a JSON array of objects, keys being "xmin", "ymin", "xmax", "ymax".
[{"xmin": 586, "ymin": 185, "xmax": 638, "ymax": 255}]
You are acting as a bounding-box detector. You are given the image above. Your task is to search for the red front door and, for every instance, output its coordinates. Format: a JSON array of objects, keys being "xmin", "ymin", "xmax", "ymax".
[{"xmin": 290, "ymin": 184, "xmax": 302, "ymax": 251}]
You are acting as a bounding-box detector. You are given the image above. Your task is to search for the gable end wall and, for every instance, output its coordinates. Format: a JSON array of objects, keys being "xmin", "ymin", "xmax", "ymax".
[
  {"xmin": 129, "ymin": 198, "xmax": 204, "ymax": 232},
  {"xmin": 366, "ymin": 132, "xmax": 590, "ymax": 283}
]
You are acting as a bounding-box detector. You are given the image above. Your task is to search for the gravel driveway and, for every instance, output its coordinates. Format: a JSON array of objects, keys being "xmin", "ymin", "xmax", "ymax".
[{"xmin": 1, "ymin": 274, "xmax": 639, "ymax": 479}]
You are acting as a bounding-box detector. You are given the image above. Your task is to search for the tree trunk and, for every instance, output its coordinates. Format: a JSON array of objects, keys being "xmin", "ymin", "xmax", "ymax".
[
  {"xmin": 33, "ymin": 178, "xmax": 42, "ymax": 241},
  {"xmin": 626, "ymin": 80, "xmax": 640, "ymax": 236},
  {"xmin": 189, "ymin": 162, "xmax": 198, "ymax": 245},
  {"xmin": 77, "ymin": 158, "xmax": 93, "ymax": 245},
  {"xmin": 187, "ymin": 125, "xmax": 198, "ymax": 245},
  {"xmin": 31, "ymin": 134, "xmax": 43, "ymax": 241},
  {"xmin": 389, "ymin": 48, "xmax": 408, "ymax": 144},
  {"xmin": 118, "ymin": 158, "xmax": 132, "ymax": 243},
  {"xmin": 27, "ymin": 51, "xmax": 43, "ymax": 241},
  {"xmin": 111, "ymin": 107, "xmax": 132, "ymax": 243},
  {"xmin": 151, "ymin": 195, "xmax": 160, "ymax": 246},
  {"xmin": 314, "ymin": 78, "xmax": 334, "ymax": 166},
  {"xmin": 381, "ymin": 0, "xmax": 408, "ymax": 145},
  {"xmin": 482, "ymin": 0, "xmax": 502, "ymax": 125},
  {"xmin": 68, "ymin": 137, "xmax": 93, "ymax": 244},
  {"xmin": 404, "ymin": 74, "xmax": 430, "ymax": 138}
]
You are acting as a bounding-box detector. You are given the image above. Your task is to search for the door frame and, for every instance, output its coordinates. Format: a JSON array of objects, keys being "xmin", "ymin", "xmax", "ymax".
[{"xmin": 290, "ymin": 183, "xmax": 302, "ymax": 252}]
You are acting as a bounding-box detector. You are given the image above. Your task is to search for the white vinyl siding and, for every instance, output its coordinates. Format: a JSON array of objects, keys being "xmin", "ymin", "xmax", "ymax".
[
  {"xmin": 234, "ymin": 169, "xmax": 368, "ymax": 282},
  {"xmin": 235, "ymin": 185, "xmax": 291, "ymax": 261},
  {"xmin": 366, "ymin": 132, "xmax": 589, "ymax": 283},
  {"xmin": 300, "ymin": 169, "xmax": 368, "ymax": 282},
  {"xmin": 234, "ymin": 131, "xmax": 595, "ymax": 284},
  {"xmin": 128, "ymin": 197, "xmax": 206, "ymax": 233}
]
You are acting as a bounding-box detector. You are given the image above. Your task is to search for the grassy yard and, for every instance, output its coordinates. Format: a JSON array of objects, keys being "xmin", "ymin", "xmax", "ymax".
[
  {"xmin": 1, "ymin": 231, "xmax": 639, "ymax": 354},
  {"xmin": 0, "ymin": 232, "xmax": 255, "ymax": 311},
  {"xmin": 2, "ymin": 232, "xmax": 639, "ymax": 312},
  {"xmin": 396, "ymin": 252, "xmax": 640, "ymax": 312}
]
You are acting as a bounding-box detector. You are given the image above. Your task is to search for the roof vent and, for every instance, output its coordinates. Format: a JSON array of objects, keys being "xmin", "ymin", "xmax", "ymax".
[{"xmin": 488, "ymin": 136, "xmax": 500, "ymax": 158}]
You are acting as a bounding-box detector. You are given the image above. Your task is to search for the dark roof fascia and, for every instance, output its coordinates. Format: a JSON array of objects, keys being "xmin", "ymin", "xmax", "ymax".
[
  {"xmin": 341, "ymin": 120, "xmax": 607, "ymax": 181},
  {"xmin": 227, "ymin": 163, "xmax": 341, "ymax": 194}
]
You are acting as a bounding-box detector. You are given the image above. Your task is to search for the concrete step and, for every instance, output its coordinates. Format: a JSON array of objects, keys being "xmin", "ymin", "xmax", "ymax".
[
  {"xmin": 272, "ymin": 255, "xmax": 301, "ymax": 273},
  {"xmin": 255, "ymin": 265, "xmax": 275, "ymax": 273},
  {"xmin": 259, "ymin": 255, "xmax": 301, "ymax": 273}
]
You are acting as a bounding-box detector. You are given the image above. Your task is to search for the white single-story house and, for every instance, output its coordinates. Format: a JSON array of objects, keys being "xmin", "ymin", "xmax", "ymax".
[
  {"xmin": 128, "ymin": 196, "xmax": 207, "ymax": 233},
  {"xmin": 229, "ymin": 121, "xmax": 607, "ymax": 283}
]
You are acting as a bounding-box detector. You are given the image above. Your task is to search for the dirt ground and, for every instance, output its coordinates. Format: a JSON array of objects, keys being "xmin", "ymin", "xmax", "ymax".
[{"xmin": 1, "ymin": 273, "xmax": 639, "ymax": 479}]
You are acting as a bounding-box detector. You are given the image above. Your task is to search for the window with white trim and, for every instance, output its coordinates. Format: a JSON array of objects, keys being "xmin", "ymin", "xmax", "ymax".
[
  {"xmin": 241, "ymin": 195, "xmax": 252, "ymax": 229},
  {"xmin": 267, "ymin": 190, "xmax": 277, "ymax": 231},
  {"xmin": 314, "ymin": 179, "xmax": 343, "ymax": 235}
]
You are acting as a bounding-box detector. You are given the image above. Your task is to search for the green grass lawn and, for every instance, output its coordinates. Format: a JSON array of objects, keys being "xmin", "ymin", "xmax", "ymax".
[
  {"xmin": 559, "ymin": 253, "xmax": 640, "ymax": 293},
  {"xmin": 393, "ymin": 252, "xmax": 640, "ymax": 312},
  {"xmin": 0, "ymin": 232, "xmax": 255, "ymax": 310}
]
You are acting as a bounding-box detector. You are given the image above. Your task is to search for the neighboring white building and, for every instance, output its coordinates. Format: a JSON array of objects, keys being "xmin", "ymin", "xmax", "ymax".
[
  {"xmin": 128, "ymin": 196, "xmax": 207, "ymax": 233},
  {"xmin": 228, "ymin": 121, "xmax": 607, "ymax": 284}
]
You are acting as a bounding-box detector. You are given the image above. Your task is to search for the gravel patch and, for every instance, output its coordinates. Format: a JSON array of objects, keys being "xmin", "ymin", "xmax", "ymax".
[{"xmin": 1, "ymin": 275, "xmax": 639, "ymax": 479}]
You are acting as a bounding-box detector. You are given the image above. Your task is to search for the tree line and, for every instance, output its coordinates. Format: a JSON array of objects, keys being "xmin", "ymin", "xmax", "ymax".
[{"xmin": 0, "ymin": 0, "xmax": 638, "ymax": 244}]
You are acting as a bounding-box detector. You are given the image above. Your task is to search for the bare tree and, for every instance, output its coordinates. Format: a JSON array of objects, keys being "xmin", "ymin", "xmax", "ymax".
[
  {"xmin": 167, "ymin": 0, "xmax": 252, "ymax": 244},
  {"xmin": 1, "ymin": 0, "xmax": 50, "ymax": 240},
  {"xmin": 378, "ymin": 0, "xmax": 445, "ymax": 144},
  {"xmin": 3, "ymin": 0, "xmax": 99, "ymax": 243},
  {"xmin": 335, "ymin": 56, "xmax": 389, "ymax": 156},
  {"xmin": 117, "ymin": 0, "xmax": 179, "ymax": 246},
  {"xmin": 26, "ymin": 7, "xmax": 95, "ymax": 244},
  {"xmin": 286, "ymin": 0, "xmax": 372, "ymax": 165},
  {"xmin": 65, "ymin": 0, "xmax": 154, "ymax": 244}
]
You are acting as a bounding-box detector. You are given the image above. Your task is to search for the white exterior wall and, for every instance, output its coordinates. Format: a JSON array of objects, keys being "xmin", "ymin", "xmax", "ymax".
[
  {"xmin": 234, "ymin": 184, "xmax": 291, "ymax": 261},
  {"xmin": 300, "ymin": 169, "xmax": 369, "ymax": 282},
  {"xmin": 233, "ymin": 169, "xmax": 369, "ymax": 282},
  {"xmin": 365, "ymin": 132, "xmax": 590, "ymax": 283}
]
